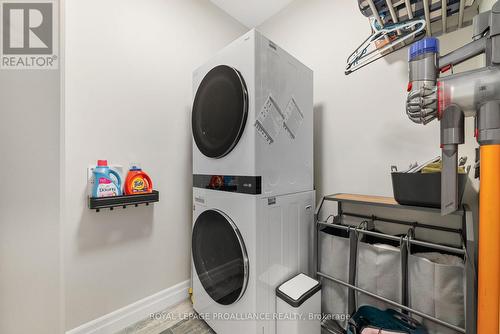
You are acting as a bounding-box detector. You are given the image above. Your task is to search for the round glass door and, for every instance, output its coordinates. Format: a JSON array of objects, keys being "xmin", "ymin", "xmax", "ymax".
[
  {"xmin": 192, "ymin": 209, "xmax": 249, "ymax": 305},
  {"xmin": 192, "ymin": 65, "xmax": 248, "ymax": 159}
]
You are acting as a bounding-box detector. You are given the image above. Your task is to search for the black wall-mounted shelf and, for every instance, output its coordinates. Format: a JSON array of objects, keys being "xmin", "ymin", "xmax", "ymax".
[{"xmin": 88, "ymin": 190, "xmax": 159, "ymax": 212}]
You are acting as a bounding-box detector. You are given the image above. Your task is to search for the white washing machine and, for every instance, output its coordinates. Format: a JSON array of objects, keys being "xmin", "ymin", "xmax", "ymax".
[
  {"xmin": 191, "ymin": 188, "xmax": 315, "ymax": 334},
  {"xmin": 192, "ymin": 29, "xmax": 313, "ymax": 197}
]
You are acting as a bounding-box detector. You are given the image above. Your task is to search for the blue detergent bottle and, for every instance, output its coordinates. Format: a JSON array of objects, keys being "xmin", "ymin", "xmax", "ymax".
[{"xmin": 92, "ymin": 160, "xmax": 122, "ymax": 197}]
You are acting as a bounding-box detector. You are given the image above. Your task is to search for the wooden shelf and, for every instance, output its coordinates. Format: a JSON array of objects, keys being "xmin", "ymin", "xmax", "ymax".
[
  {"xmin": 327, "ymin": 193, "xmax": 398, "ymax": 205},
  {"xmin": 324, "ymin": 193, "xmax": 464, "ymax": 216}
]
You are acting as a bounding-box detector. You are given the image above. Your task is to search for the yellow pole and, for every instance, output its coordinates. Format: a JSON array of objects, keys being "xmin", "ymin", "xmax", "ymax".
[{"xmin": 477, "ymin": 144, "xmax": 500, "ymax": 334}]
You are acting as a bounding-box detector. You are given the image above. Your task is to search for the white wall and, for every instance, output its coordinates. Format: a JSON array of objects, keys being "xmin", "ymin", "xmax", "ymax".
[
  {"xmin": 64, "ymin": 0, "xmax": 246, "ymax": 329},
  {"xmin": 481, "ymin": 0, "xmax": 497, "ymax": 11},
  {"xmin": 259, "ymin": 0, "xmax": 481, "ymax": 209},
  {"xmin": 0, "ymin": 21, "xmax": 62, "ymax": 334}
]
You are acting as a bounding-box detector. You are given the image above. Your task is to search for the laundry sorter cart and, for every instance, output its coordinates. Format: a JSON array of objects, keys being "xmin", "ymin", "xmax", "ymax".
[{"xmin": 314, "ymin": 193, "xmax": 477, "ymax": 334}]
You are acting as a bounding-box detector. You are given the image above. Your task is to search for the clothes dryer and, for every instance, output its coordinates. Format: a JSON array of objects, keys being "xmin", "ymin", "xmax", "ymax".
[{"xmin": 192, "ymin": 30, "xmax": 313, "ymax": 197}]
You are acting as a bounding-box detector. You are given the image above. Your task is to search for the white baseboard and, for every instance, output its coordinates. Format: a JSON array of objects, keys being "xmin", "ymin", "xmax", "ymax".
[{"xmin": 66, "ymin": 280, "xmax": 190, "ymax": 334}]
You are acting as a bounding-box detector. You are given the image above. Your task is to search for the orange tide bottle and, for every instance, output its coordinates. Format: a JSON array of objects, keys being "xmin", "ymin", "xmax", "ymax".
[{"xmin": 124, "ymin": 163, "xmax": 153, "ymax": 195}]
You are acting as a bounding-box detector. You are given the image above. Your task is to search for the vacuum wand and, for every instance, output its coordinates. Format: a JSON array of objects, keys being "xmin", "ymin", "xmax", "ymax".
[{"xmin": 440, "ymin": 105, "xmax": 464, "ymax": 215}]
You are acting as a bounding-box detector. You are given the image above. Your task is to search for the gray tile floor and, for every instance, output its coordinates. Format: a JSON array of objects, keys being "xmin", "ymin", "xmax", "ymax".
[
  {"xmin": 114, "ymin": 300, "xmax": 214, "ymax": 334},
  {"xmin": 116, "ymin": 300, "xmax": 333, "ymax": 334}
]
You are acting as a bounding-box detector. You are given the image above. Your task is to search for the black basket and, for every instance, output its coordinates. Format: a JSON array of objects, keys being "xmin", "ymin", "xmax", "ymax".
[{"xmin": 391, "ymin": 172, "xmax": 468, "ymax": 208}]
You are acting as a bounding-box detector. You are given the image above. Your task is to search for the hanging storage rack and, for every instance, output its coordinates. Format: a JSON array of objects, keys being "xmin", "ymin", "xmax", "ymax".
[
  {"xmin": 358, "ymin": 0, "xmax": 479, "ymax": 35},
  {"xmin": 315, "ymin": 193, "xmax": 477, "ymax": 334},
  {"xmin": 346, "ymin": 0, "xmax": 480, "ymax": 74}
]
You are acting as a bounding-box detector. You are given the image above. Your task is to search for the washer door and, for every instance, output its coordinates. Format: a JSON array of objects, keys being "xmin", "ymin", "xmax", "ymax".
[
  {"xmin": 192, "ymin": 65, "xmax": 248, "ymax": 159},
  {"xmin": 192, "ymin": 209, "xmax": 249, "ymax": 305}
]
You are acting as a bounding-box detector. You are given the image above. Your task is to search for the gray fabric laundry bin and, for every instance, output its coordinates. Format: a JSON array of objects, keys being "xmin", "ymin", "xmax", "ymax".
[
  {"xmin": 356, "ymin": 237, "xmax": 403, "ymax": 310},
  {"xmin": 409, "ymin": 252, "xmax": 465, "ymax": 334},
  {"xmin": 319, "ymin": 227, "xmax": 350, "ymax": 327}
]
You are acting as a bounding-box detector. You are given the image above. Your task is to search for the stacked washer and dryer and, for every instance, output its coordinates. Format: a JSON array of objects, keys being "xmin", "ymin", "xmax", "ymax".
[{"xmin": 191, "ymin": 30, "xmax": 314, "ymax": 334}]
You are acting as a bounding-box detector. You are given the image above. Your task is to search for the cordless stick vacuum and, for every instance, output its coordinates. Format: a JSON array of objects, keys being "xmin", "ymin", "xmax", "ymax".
[{"xmin": 406, "ymin": 3, "xmax": 500, "ymax": 333}]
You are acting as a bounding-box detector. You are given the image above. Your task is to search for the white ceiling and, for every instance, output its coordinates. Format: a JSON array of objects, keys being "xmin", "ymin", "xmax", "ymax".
[{"xmin": 209, "ymin": 0, "xmax": 295, "ymax": 27}]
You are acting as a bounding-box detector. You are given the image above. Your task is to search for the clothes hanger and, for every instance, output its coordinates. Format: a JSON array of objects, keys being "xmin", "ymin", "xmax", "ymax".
[{"xmin": 345, "ymin": 17, "xmax": 426, "ymax": 75}]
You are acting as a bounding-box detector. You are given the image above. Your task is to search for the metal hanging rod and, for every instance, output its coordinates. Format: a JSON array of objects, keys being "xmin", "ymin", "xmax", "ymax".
[
  {"xmin": 317, "ymin": 221, "xmax": 465, "ymax": 255},
  {"xmin": 442, "ymin": 0, "xmax": 448, "ymax": 32},
  {"xmin": 339, "ymin": 211, "xmax": 463, "ymax": 235},
  {"xmin": 317, "ymin": 272, "xmax": 466, "ymax": 333},
  {"xmin": 367, "ymin": 0, "xmax": 385, "ymax": 26},
  {"xmin": 423, "ymin": 0, "xmax": 432, "ymax": 35},
  {"xmin": 458, "ymin": 0, "xmax": 466, "ymax": 27}
]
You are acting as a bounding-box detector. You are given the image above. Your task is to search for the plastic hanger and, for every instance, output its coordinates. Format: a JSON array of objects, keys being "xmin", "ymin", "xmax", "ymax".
[{"xmin": 345, "ymin": 17, "xmax": 426, "ymax": 75}]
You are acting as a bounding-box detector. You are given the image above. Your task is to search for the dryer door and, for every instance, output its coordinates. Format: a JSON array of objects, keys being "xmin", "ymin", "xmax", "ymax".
[
  {"xmin": 192, "ymin": 209, "xmax": 249, "ymax": 305},
  {"xmin": 192, "ymin": 65, "xmax": 248, "ymax": 159}
]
